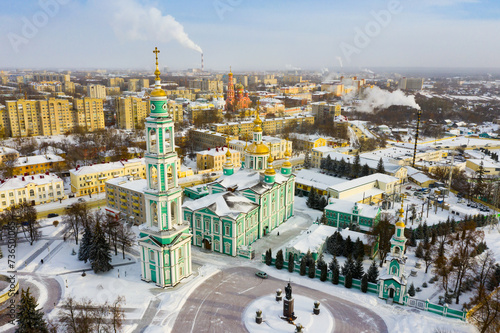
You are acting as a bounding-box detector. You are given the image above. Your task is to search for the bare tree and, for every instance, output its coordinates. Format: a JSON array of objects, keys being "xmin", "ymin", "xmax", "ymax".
[
  {"xmin": 368, "ymin": 213, "xmax": 394, "ymax": 267},
  {"xmin": 117, "ymin": 222, "xmax": 135, "ymax": 259},
  {"xmin": 467, "ymin": 287, "xmax": 500, "ymax": 333},
  {"xmin": 0, "ymin": 152, "xmax": 18, "ymax": 178},
  {"xmin": 19, "ymin": 202, "xmax": 40, "ymax": 245},
  {"xmin": 64, "ymin": 202, "xmax": 90, "ymax": 245}
]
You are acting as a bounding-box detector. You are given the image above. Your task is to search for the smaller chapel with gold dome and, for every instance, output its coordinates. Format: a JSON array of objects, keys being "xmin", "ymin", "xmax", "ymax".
[{"xmin": 182, "ymin": 110, "xmax": 295, "ymax": 256}]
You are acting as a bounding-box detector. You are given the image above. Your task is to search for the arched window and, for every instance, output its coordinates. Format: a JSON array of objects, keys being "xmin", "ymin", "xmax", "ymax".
[
  {"xmin": 151, "ymin": 202, "xmax": 158, "ymax": 228},
  {"xmin": 170, "ymin": 200, "xmax": 177, "ymax": 226},
  {"xmin": 164, "ymin": 129, "xmax": 171, "ymax": 153},
  {"xmin": 150, "ymin": 166, "xmax": 158, "ymax": 190},
  {"xmin": 167, "ymin": 165, "xmax": 174, "ymax": 188},
  {"xmin": 149, "ymin": 129, "xmax": 157, "ymax": 154}
]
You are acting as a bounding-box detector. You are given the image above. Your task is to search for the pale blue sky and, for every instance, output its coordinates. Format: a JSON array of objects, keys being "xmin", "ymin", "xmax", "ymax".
[{"xmin": 0, "ymin": 0, "xmax": 499, "ymax": 70}]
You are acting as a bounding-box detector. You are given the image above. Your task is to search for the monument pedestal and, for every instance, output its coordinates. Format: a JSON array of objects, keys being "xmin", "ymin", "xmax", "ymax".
[{"xmin": 283, "ymin": 297, "xmax": 296, "ymax": 320}]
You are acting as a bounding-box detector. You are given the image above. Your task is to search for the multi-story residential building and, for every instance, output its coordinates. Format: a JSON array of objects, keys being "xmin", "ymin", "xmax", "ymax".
[
  {"xmin": 190, "ymin": 129, "xmax": 238, "ymax": 150},
  {"xmin": 167, "ymin": 100, "xmax": 183, "ymax": 123},
  {"xmin": 196, "ymin": 147, "xmax": 241, "ymax": 171},
  {"xmin": 211, "ymin": 114, "xmax": 315, "ymax": 137},
  {"xmin": 311, "ymin": 102, "xmax": 342, "ymax": 119},
  {"xmin": 290, "ymin": 133, "xmax": 327, "ymax": 152},
  {"xmin": 87, "ymin": 84, "xmax": 107, "ymax": 99},
  {"xmin": 107, "ymin": 77, "xmax": 125, "ymax": 88},
  {"xmin": 398, "ymin": 77, "xmax": 424, "ymax": 91},
  {"xmin": 128, "ymin": 79, "xmax": 140, "ymax": 92},
  {"xmin": 0, "ymin": 173, "xmax": 66, "ymax": 211},
  {"xmin": 105, "ymin": 176, "xmax": 147, "ymax": 225},
  {"xmin": 116, "ymin": 97, "xmax": 149, "ymax": 130},
  {"xmin": 3, "ymin": 99, "xmax": 74, "ymax": 137},
  {"xmin": 33, "ymin": 73, "xmax": 70, "ymax": 82},
  {"xmin": 229, "ymin": 136, "xmax": 292, "ymax": 160},
  {"xmin": 13, "ymin": 154, "xmax": 65, "ymax": 176},
  {"xmin": 70, "ymin": 158, "xmax": 146, "ymax": 196},
  {"xmin": 72, "ymin": 98, "xmax": 105, "ymax": 132},
  {"xmin": 189, "ymin": 79, "xmax": 223, "ymax": 92}
]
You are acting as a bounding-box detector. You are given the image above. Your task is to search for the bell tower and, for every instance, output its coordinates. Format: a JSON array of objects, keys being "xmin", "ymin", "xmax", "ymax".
[{"xmin": 138, "ymin": 47, "xmax": 192, "ymax": 287}]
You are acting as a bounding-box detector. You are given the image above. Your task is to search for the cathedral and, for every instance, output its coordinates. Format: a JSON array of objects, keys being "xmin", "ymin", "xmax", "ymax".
[
  {"xmin": 225, "ymin": 68, "xmax": 251, "ymax": 112},
  {"xmin": 138, "ymin": 48, "xmax": 193, "ymax": 287},
  {"xmin": 182, "ymin": 112, "xmax": 295, "ymax": 256}
]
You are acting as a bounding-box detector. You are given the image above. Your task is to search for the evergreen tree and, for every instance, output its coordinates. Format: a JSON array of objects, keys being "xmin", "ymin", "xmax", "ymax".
[
  {"xmin": 361, "ymin": 273, "xmax": 368, "ymax": 293},
  {"xmin": 88, "ymin": 221, "xmax": 113, "ymax": 273},
  {"xmin": 325, "ymin": 155, "xmax": 332, "ymax": 171},
  {"xmin": 78, "ymin": 226, "xmax": 93, "ymax": 263},
  {"xmin": 303, "ymin": 152, "xmax": 311, "ymax": 169},
  {"xmin": 343, "ymin": 235, "xmax": 353, "ymax": 257},
  {"xmin": 353, "ymin": 238, "xmax": 365, "ymax": 260},
  {"xmin": 332, "ymin": 264, "xmax": 340, "ymax": 285},
  {"xmin": 334, "ymin": 232, "xmax": 344, "ymax": 257},
  {"xmin": 16, "ymin": 288, "xmax": 49, "ymax": 333},
  {"xmin": 320, "ymin": 210, "xmax": 328, "ymax": 225},
  {"xmin": 329, "ymin": 256, "xmax": 339, "ymax": 273},
  {"xmin": 312, "ymin": 191, "xmax": 322, "ymax": 210},
  {"xmin": 344, "ymin": 160, "xmax": 351, "ymax": 178},
  {"xmin": 341, "ymin": 255, "xmax": 355, "ymax": 276},
  {"xmin": 265, "ymin": 249, "xmax": 272, "ymax": 266},
  {"xmin": 306, "ymin": 188, "xmax": 316, "ymax": 208},
  {"xmin": 319, "ymin": 196, "xmax": 328, "ymax": 210},
  {"xmin": 367, "ymin": 261, "xmax": 379, "ymax": 283},
  {"xmin": 344, "ymin": 271, "xmax": 353, "ymax": 288},
  {"xmin": 308, "ymin": 260, "xmax": 316, "ymax": 278},
  {"xmin": 338, "ymin": 158, "xmax": 347, "ymax": 176},
  {"xmin": 326, "ymin": 232, "xmax": 337, "ymax": 255},
  {"xmin": 408, "ymin": 283, "xmax": 416, "ymax": 297},
  {"xmin": 351, "ymin": 153, "xmax": 361, "ymax": 178},
  {"xmin": 352, "ymin": 256, "xmax": 364, "ymax": 280},
  {"xmin": 288, "ymin": 252, "xmax": 295, "ymax": 272},
  {"xmin": 316, "ymin": 253, "xmax": 326, "ymax": 271},
  {"xmin": 409, "ymin": 229, "xmax": 417, "ymax": 247},
  {"xmin": 320, "ymin": 263, "xmax": 328, "ymax": 281},
  {"xmin": 415, "ymin": 242, "xmax": 424, "ymax": 259},
  {"xmin": 361, "ymin": 163, "xmax": 370, "ymax": 177},
  {"xmin": 376, "ymin": 158, "xmax": 385, "ymax": 174},
  {"xmin": 422, "ymin": 222, "xmax": 429, "ymax": 246},
  {"xmin": 299, "ymin": 256, "xmax": 307, "ymax": 276},
  {"xmin": 275, "ymin": 249, "xmax": 284, "ymax": 270}
]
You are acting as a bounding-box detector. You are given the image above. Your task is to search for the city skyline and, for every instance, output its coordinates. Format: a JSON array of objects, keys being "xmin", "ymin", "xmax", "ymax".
[{"xmin": 1, "ymin": 0, "xmax": 499, "ymax": 71}]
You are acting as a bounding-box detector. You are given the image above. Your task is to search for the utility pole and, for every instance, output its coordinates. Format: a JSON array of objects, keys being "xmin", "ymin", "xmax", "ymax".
[{"xmin": 447, "ymin": 150, "xmax": 455, "ymax": 195}]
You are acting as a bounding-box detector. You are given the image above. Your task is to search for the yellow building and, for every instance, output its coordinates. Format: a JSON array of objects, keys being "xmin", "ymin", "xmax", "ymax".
[
  {"xmin": 280, "ymin": 86, "xmax": 300, "ymax": 94},
  {"xmin": 70, "ymin": 158, "xmax": 146, "ymax": 196},
  {"xmin": 283, "ymin": 75, "xmax": 303, "ymax": 85},
  {"xmin": 290, "ymin": 134, "xmax": 327, "ymax": 152},
  {"xmin": 107, "ymin": 77, "xmax": 125, "ymax": 88},
  {"xmin": 105, "ymin": 176, "xmax": 147, "ymax": 225},
  {"xmin": 211, "ymin": 114, "xmax": 315, "ymax": 137},
  {"xmin": 191, "ymin": 129, "xmax": 238, "ymax": 150},
  {"xmin": 196, "ymin": 147, "xmax": 241, "ymax": 171},
  {"xmin": 116, "ymin": 96, "xmax": 149, "ymax": 130},
  {"xmin": 466, "ymin": 159, "xmax": 500, "ymax": 176},
  {"xmin": 311, "ymin": 102, "xmax": 342, "ymax": 118},
  {"xmin": 3, "ymin": 99, "xmax": 74, "ymax": 137},
  {"xmin": 167, "ymin": 100, "xmax": 184, "ymax": 123},
  {"xmin": 0, "ymin": 173, "xmax": 66, "ymax": 211},
  {"xmin": 87, "ymin": 84, "xmax": 106, "ymax": 99},
  {"xmin": 165, "ymin": 89, "xmax": 196, "ymax": 101},
  {"xmin": 13, "ymin": 154, "xmax": 65, "ymax": 176},
  {"xmin": 72, "ymin": 98, "xmax": 105, "ymax": 132}
]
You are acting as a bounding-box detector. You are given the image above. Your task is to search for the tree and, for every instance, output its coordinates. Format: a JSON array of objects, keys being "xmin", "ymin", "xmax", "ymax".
[
  {"xmin": 474, "ymin": 161, "xmax": 486, "ymax": 199},
  {"xmin": 341, "ymin": 255, "xmax": 355, "ymax": 276},
  {"xmin": 423, "ymin": 244, "xmax": 434, "ymax": 274},
  {"xmin": 64, "ymin": 202, "xmax": 90, "ymax": 245},
  {"xmin": 303, "ymin": 152, "xmax": 311, "ymax": 169},
  {"xmin": 367, "ymin": 261, "xmax": 379, "ymax": 283},
  {"xmin": 376, "ymin": 158, "xmax": 385, "ymax": 174},
  {"xmin": 318, "ymin": 196, "xmax": 328, "ymax": 211},
  {"xmin": 308, "ymin": 260, "xmax": 316, "ymax": 279},
  {"xmin": 18, "ymin": 203, "xmax": 39, "ymax": 246},
  {"xmin": 320, "ymin": 263, "xmax": 327, "ymax": 281},
  {"xmin": 466, "ymin": 287, "xmax": 500, "ymax": 333},
  {"xmin": 78, "ymin": 226, "xmax": 93, "ymax": 263},
  {"xmin": 343, "ymin": 235, "xmax": 353, "ymax": 257},
  {"xmin": 265, "ymin": 248, "xmax": 272, "ymax": 266},
  {"xmin": 352, "ymin": 256, "xmax": 364, "ymax": 280},
  {"xmin": 332, "ymin": 264, "xmax": 340, "ymax": 285},
  {"xmin": 351, "ymin": 153, "xmax": 361, "ymax": 178},
  {"xmin": 306, "ymin": 188, "xmax": 317, "ymax": 208},
  {"xmin": 16, "ymin": 288, "xmax": 49, "ymax": 333},
  {"xmin": 275, "ymin": 249, "xmax": 284, "ymax": 270},
  {"xmin": 354, "ymin": 238, "xmax": 365, "ymax": 260},
  {"xmin": 108, "ymin": 295, "xmax": 126, "ymax": 333},
  {"xmin": 116, "ymin": 221, "xmax": 135, "ymax": 260},
  {"xmin": 344, "ymin": 271, "xmax": 353, "ymax": 288},
  {"xmin": 408, "ymin": 283, "xmax": 416, "ymax": 297},
  {"xmin": 368, "ymin": 214, "xmax": 394, "ymax": 267},
  {"xmin": 299, "ymin": 255, "xmax": 307, "ymax": 276},
  {"xmin": 361, "ymin": 274, "xmax": 368, "ymax": 293},
  {"xmin": 361, "ymin": 163, "xmax": 370, "ymax": 177},
  {"xmin": 415, "ymin": 242, "xmax": 424, "ymax": 259},
  {"xmin": 0, "ymin": 152, "xmax": 18, "ymax": 178},
  {"xmin": 88, "ymin": 221, "xmax": 113, "ymax": 273},
  {"xmin": 288, "ymin": 252, "xmax": 294, "ymax": 272},
  {"xmin": 320, "ymin": 210, "xmax": 328, "ymax": 225}
]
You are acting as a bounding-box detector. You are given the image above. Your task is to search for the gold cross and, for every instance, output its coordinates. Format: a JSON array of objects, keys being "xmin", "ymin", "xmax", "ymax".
[{"xmin": 153, "ymin": 47, "xmax": 160, "ymax": 65}]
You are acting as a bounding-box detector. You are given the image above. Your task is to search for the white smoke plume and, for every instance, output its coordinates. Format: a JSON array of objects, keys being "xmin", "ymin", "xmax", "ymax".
[
  {"xmin": 356, "ymin": 86, "xmax": 420, "ymax": 112},
  {"xmin": 111, "ymin": 0, "xmax": 202, "ymax": 53}
]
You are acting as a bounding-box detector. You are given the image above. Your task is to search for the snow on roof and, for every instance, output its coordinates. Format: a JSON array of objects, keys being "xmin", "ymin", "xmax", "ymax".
[
  {"xmin": 0, "ymin": 173, "xmax": 62, "ymax": 191},
  {"xmin": 467, "ymin": 158, "xmax": 500, "ymax": 169},
  {"xmin": 15, "ymin": 154, "xmax": 64, "ymax": 167},
  {"xmin": 70, "ymin": 158, "xmax": 144, "ymax": 176},
  {"xmin": 290, "ymin": 133, "xmax": 329, "ymax": 142},
  {"xmin": 410, "ymin": 172, "xmax": 434, "ymax": 184},
  {"xmin": 106, "ymin": 176, "xmax": 147, "ymax": 192},
  {"xmin": 197, "ymin": 147, "xmax": 238, "ymax": 156},
  {"xmin": 182, "ymin": 191, "xmax": 258, "ymax": 220},
  {"xmin": 328, "ymin": 173, "xmax": 398, "ymax": 193},
  {"xmin": 325, "ymin": 199, "xmax": 379, "ymax": 218},
  {"xmin": 312, "ymin": 146, "xmax": 336, "ymax": 153},
  {"xmin": 0, "ymin": 147, "xmax": 18, "ymax": 155},
  {"xmin": 324, "ymin": 152, "xmax": 402, "ymax": 174},
  {"xmin": 339, "ymin": 188, "xmax": 385, "ymax": 203},
  {"xmin": 294, "ymin": 170, "xmax": 344, "ymax": 191}
]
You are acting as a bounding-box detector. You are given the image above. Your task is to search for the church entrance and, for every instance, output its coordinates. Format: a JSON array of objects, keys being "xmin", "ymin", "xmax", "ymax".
[
  {"xmin": 202, "ymin": 239, "xmax": 211, "ymax": 251},
  {"xmin": 389, "ymin": 288, "xmax": 395, "ymax": 299},
  {"xmin": 151, "ymin": 269, "xmax": 156, "ymax": 283}
]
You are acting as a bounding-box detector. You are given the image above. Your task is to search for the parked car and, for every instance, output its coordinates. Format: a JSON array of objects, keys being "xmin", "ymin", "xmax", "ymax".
[
  {"xmin": 47, "ymin": 213, "xmax": 59, "ymax": 218},
  {"xmin": 78, "ymin": 198, "xmax": 86, "ymax": 202},
  {"xmin": 406, "ymin": 186, "xmax": 412, "ymax": 190},
  {"xmin": 255, "ymin": 271, "xmax": 268, "ymax": 279}
]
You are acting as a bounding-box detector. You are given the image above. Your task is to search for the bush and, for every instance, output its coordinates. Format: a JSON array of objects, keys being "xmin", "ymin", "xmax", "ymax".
[
  {"xmin": 53, "ymin": 220, "xmax": 59, "ymax": 227},
  {"xmin": 416, "ymin": 287, "xmax": 422, "ymax": 292},
  {"xmin": 332, "ymin": 266, "xmax": 339, "ymax": 285},
  {"xmin": 288, "ymin": 252, "xmax": 294, "ymax": 273},
  {"xmin": 320, "ymin": 264, "xmax": 327, "ymax": 282},
  {"xmin": 408, "ymin": 283, "xmax": 416, "ymax": 297},
  {"xmin": 275, "ymin": 250, "xmax": 284, "ymax": 270},
  {"xmin": 361, "ymin": 274, "xmax": 368, "ymax": 293},
  {"xmin": 308, "ymin": 261, "xmax": 316, "ymax": 279},
  {"xmin": 422, "ymin": 282, "xmax": 428, "ymax": 288},
  {"xmin": 300, "ymin": 256, "xmax": 307, "ymax": 276},
  {"xmin": 265, "ymin": 249, "xmax": 272, "ymax": 266}
]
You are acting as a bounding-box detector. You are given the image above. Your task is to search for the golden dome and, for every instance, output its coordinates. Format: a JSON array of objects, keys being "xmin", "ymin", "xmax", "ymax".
[
  {"xmin": 265, "ymin": 167, "xmax": 276, "ymax": 176},
  {"xmin": 282, "ymin": 160, "xmax": 292, "ymax": 168},
  {"xmin": 284, "ymin": 148, "xmax": 291, "ymax": 158},
  {"xmin": 396, "ymin": 220, "xmax": 405, "ymax": 228},
  {"xmin": 246, "ymin": 142, "xmax": 269, "ymax": 155},
  {"xmin": 225, "ymin": 149, "xmax": 231, "ymax": 157},
  {"xmin": 150, "ymin": 88, "xmax": 167, "ymax": 97},
  {"xmin": 267, "ymin": 155, "xmax": 274, "ymax": 163}
]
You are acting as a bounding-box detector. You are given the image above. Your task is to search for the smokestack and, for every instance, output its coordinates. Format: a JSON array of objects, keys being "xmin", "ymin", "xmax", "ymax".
[{"xmin": 201, "ymin": 53, "xmax": 204, "ymax": 72}]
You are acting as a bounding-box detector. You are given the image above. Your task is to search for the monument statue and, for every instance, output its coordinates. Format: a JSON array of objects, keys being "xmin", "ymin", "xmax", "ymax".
[{"xmin": 285, "ymin": 282, "xmax": 292, "ymax": 300}]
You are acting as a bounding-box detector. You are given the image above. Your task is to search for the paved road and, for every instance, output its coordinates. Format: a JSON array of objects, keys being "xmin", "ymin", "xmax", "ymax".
[{"xmin": 172, "ymin": 266, "xmax": 388, "ymax": 333}]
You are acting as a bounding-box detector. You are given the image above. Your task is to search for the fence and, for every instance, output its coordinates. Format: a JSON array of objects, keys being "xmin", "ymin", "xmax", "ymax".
[{"xmin": 262, "ymin": 254, "xmax": 467, "ymax": 321}]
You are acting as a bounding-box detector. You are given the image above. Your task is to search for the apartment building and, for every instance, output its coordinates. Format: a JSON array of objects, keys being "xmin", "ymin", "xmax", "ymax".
[
  {"xmin": 0, "ymin": 173, "xmax": 65, "ymax": 211},
  {"xmin": 73, "ymin": 98, "xmax": 105, "ymax": 132},
  {"xmin": 87, "ymin": 84, "xmax": 107, "ymax": 99},
  {"xmin": 116, "ymin": 96, "xmax": 149, "ymax": 130},
  {"xmin": 105, "ymin": 176, "xmax": 147, "ymax": 225},
  {"xmin": 70, "ymin": 158, "xmax": 146, "ymax": 196},
  {"xmin": 13, "ymin": 154, "xmax": 65, "ymax": 176},
  {"xmin": 167, "ymin": 100, "xmax": 184, "ymax": 123},
  {"xmin": 190, "ymin": 129, "xmax": 238, "ymax": 150}
]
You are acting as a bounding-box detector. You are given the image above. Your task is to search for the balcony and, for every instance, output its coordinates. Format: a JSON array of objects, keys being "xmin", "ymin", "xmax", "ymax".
[
  {"xmin": 133, "ymin": 209, "xmax": 140, "ymax": 214},
  {"xmin": 120, "ymin": 204, "xmax": 127, "ymax": 210},
  {"xmin": 108, "ymin": 194, "xmax": 114, "ymax": 199},
  {"xmin": 120, "ymin": 198, "xmax": 127, "ymax": 203},
  {"xmin": 133, "ymin": 202, "xmax": 140, "ymax": 207},
  {"xmin": 132, "ymin": 195, "xmax": 139, "ymax": 200}
]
